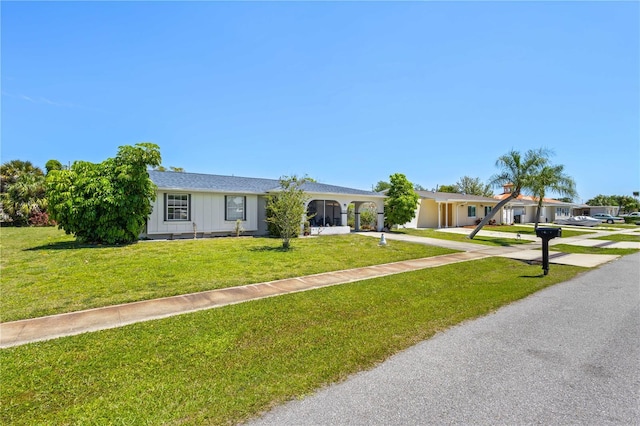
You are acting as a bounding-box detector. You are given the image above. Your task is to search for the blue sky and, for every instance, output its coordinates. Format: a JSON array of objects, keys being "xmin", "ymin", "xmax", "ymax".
[{"xmin": 2, "ymin": 1, "xmax": 638, "ymax": 203}]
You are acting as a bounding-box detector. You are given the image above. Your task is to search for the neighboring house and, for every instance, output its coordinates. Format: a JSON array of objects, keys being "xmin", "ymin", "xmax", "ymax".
[
  {"xmin": 145, "ymin": 170, "xmax": 385, "ymax": 239},
  {"xmin": 404, "ymin": 191, "xmax": 504, "ymax": 228},
  {"xmin": 572, "ymin": 205, "xmax": 621, "ymax": 217},
  {"xmin": 494, "ymin": 184, "xmax": 576, "ymax": 224}
]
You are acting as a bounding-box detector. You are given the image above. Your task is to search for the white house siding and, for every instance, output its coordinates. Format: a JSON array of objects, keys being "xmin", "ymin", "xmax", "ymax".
[
  {"xmin": 146, "ymin": 191, "xmax": 259, "ymax": 237},
  {"xmin": 457, "ymin": 204, "xmax": 478, "ymax": 227},
  {"xmin": 410, "ymin": 200, "xmax": 439, "ymax": 228}
]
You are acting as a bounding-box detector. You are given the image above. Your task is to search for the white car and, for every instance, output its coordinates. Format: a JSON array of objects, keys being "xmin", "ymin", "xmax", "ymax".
[{"xmin": 621, "ymin": 212, "xmax": 640, "ymax": 217}]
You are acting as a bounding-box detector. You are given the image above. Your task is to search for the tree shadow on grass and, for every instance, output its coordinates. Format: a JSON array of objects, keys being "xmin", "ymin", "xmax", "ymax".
[
  {"xmin": 25, "ymin": 241, "xmax": 132, "ymax": 251},
  {"xmin": 475, "ymin": 238, "xmax": 520, "ymax": 247},
  {"xmin": 248, "ymin": 245, "xmax": 293, "ymax": 253}
]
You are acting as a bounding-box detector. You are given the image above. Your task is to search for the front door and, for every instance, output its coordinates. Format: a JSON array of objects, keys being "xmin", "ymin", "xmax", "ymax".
[{"xmin": 440, "ymin": 203, "xmax": 454, "ymax": 227}]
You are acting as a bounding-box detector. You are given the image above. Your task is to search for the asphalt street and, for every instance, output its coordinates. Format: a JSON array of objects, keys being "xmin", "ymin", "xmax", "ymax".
[{"xmin": 249, "ymin": 252, "xmax": 640, "ymax": 425}]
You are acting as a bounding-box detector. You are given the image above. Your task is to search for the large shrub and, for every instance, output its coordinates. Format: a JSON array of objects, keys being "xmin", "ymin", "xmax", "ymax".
[{"xmin": 46, "ymin": 143, "xmax": 161, "ymax": 244}]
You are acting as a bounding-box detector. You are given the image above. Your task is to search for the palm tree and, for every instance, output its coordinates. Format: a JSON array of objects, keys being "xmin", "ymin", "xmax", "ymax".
[
  {"xmin": 468, "ymin": 148, "xmax": 551, "ymax": 239},
  {"xmin": 531, "ymin": 164, "xmax": 577, "ymax": 229},
  {"xmin": 1, "ymin": 173, "xmax": 47, "ymax": 225},
  {"xmin": 0, "ymin": 160, "xmax": 43, "ymax": 192}
]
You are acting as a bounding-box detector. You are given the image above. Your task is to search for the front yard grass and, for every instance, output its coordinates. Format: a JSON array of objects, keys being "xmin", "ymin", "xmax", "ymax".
[
  {"xmin": 481, "ymin": 225, "xmax": 594, "ymax": 238},
  {"xmin": 0, "ymin": 227, "xmax": 456, "ymax": 322},
  {"xmin": 592, "ymin": 233, "xmax": 640, "ymax": 242},
  {"xmin": 393, "ymin": 227, "xmax": 532, "ymax": 246},
  {"xmin": 1, "ymin": 257, "xmax": 585, "ymax": 425},
  {"xmin": 393, "ymin": 226, "xmax": 592, "ymax": 244},
  {"xmin": 549, "ymin": 244, "xmax": 639, "ymax": 256}
]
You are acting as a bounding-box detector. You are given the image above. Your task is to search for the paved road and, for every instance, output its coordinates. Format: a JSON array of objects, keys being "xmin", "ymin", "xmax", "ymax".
[{"xmin": 249, "ymin": 252, "xmax": 640, "ymax": 425}]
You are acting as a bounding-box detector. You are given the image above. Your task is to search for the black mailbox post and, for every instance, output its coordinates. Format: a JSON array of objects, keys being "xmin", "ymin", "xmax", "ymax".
[{"xmin": 536, "ymin": 227, "xmax": 562, "ymax": 275}]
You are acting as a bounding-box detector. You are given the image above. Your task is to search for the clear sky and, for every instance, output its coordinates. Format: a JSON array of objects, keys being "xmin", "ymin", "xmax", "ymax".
[{"xmin": 2, "ymin": 1, "xmax": 638, "ymax": 203}]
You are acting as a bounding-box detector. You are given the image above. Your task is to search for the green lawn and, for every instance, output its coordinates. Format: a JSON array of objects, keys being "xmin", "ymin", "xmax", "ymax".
[
  {"xmin": 1, "ymin": 257, "xmax": 585, "ymax": 425},
  {"xmin": 549, "ymin": 244, "xmax": 639, "ymax": 256},
  {"xmin": 593, "ymin": 233, "xmax": 640, "ymax": 242},
  {"xmin": 480, "ymin": 225, "xmax": 594, "ymax": 238},
  {"xmin": 392, "ymin": 227, "xmax": 532, "ymax": 246},
  {"xmin": 1, "ymin": 227, "xmax": 458, "ymax": 322}
]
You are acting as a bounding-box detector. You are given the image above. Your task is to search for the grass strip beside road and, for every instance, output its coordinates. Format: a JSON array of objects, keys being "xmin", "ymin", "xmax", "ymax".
[
  {"xmin": 1, "ymin": 227, "xmax": 456, "ymax": 322},
  {"xmin": 1, "ymin": 257, "xmax": 585, "ymax": 425},
  {"xmin": 592, "ymin": 233, "xmax": 640, "ymax": 242},
  {"xmin": 549, "ymin": 244, "xmax": 639, "ymax": 256}
]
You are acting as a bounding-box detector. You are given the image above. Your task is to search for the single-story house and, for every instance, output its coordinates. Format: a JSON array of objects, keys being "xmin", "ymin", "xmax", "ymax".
[
  {"xmin": 494, "ymin": 184, "xmax": 576, "ymax": 224},
  {"xmin": 144, "ymin": 170, "xmax": 386, "ymax": 239},
  {"xmin": 403, "ymin": 191, "xmax": 504, "ymax": 228}
]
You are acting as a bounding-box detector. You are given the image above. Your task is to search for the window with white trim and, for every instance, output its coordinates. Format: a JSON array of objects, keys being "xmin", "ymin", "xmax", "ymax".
[
  {"xmin": 468, "ymin": 205, "xmax": 477, "ymax": 217},
  {"xmin": 484, "ymin": 206, "xmax": 492, "ymax": 216},
  {"xmin": 165, "ymin": 194, "xmax": 190, "ymax": 221},
  {"xmin": 225, "ymin": 196, "xmax": 246, "ymax": 221}
]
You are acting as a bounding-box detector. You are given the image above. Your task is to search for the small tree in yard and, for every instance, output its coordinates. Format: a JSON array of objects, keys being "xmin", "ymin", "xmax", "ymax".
[
  {"xmin": 46, "ymin": 143, "xmax": 161, "ymax": 244},
  {"xmin": 266, "ymin": 176, "xmax": 311, "ymax": 249},
  {"xmin": 385, "ymin": 173, "xmax": 419, "ymax": 228}
]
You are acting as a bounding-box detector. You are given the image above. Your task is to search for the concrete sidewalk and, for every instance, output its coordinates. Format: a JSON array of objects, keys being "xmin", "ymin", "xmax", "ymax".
[
  {"xmin": 0, "ymin": 251, "xmax": 490, "ymax": 348},
  {"xmin": 1, "ymin": 229, "xmax": 631, "ymax": 348},
  {"xmin": 360, "ymin": 231, "xmax": 624, "ymax": 268}
]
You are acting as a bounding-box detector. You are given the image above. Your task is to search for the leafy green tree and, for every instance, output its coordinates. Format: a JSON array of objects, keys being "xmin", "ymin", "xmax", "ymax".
[
  {"xmin": 46, "ymin": 143, "xmax": 161, "ymax": 244},
  {"xmin": 586, "ymin": 195, "xmax": 615, "ymax": 206},
  {"xmin": 455, "ymin": 176, "xmax": 494, "ymax": 197},
  {"xmin": 616, "ymin": 195, "xmax": 640, "ymax": 213},
  {"xmin": 372, "ymin": 181, "xmax": 391, "ymax": 192},
  {"xmin": 530, "ymin": 164, "xmax": 577, "ymax": 229},
  {"xmin": 437, "ymin": 184, "xmax": 458, "ymax": 193},
  {"xmin": 414, "ymin": 183, "xmax": 426, "ymax": 191},
  {"xmin": 385, "ymin": 173, "xmax": 419, "ymax": 228},
  {"xmin": 265, "ymin": 176, "xmax": 311, "ymax": 249},
  {"xmin": 469, "ymin": 148, "xmax": 551, "ymax": 239},
  {"xmin": 45, "ymin": 160, "xmax": 63, "ymax": 174},
  {"xmin": 586, "ymin": 194, "xmax": 640, "ymax": 213},
  {"xmin": 153, "ymin": 165, "xmax": 185, "ymax": 172}
]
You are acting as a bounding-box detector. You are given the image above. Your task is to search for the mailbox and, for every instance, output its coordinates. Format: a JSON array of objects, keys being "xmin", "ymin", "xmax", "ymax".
[
  {"xmin": 536, "ymin": 227, "xmax": 562, "ymax": 239},
  {"xmin": 536, "ymin": 227, "xmax": 562, "ymax": 275}
]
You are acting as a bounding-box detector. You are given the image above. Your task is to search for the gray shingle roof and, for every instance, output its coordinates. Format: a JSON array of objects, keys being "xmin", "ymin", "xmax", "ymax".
[
  {"xmin": 416, "ymin": 190, "xmax": 499, "ymax": 203},
  {"xmin": 148, "ymin": 170, "xmax": 279, "ymax": 194},
  {"xmin": 148, "ymin": 170, "xmax": 383, "ymax": 197}
]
